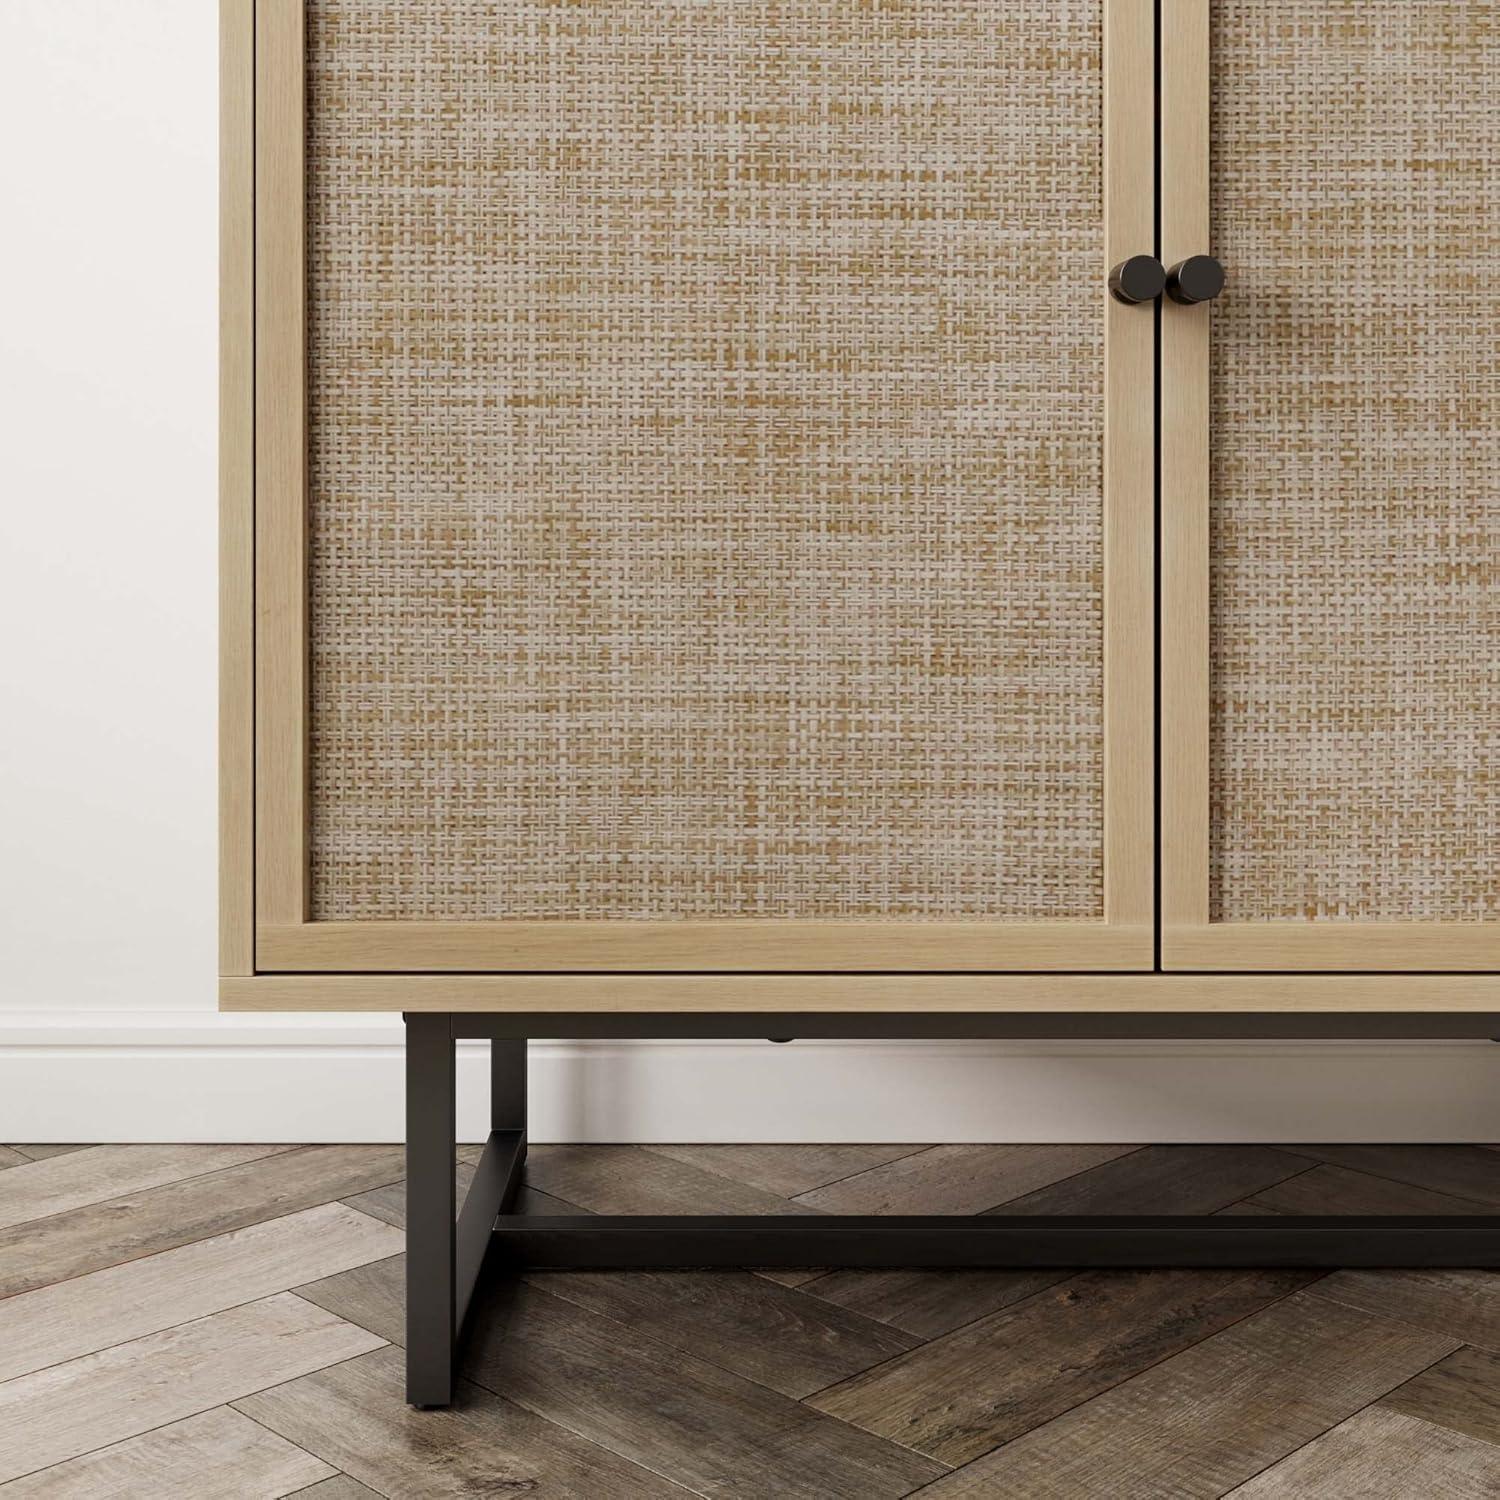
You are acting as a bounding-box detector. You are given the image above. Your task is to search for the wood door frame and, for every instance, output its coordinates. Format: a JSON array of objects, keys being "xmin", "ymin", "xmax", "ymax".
[
  {"xmin": 225, "ymin": 0, "xmax": 1156, "ymax": 976},
  {"xmin": 1158, "ymin": 0, "xmax": 1499, "ymax": 974}
]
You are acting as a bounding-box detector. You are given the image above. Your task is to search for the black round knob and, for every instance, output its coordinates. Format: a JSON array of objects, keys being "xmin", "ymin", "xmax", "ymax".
[
  {"xmin": 1166, "ymin": 255, "xmax": 1225, "ymax": 305},
  {"xmin": 1109, "ymin": 254, "xmax": 1167, "ymax": 305}
]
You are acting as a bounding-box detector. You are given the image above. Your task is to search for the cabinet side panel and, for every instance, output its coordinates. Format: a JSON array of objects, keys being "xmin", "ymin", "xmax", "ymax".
[
  {"xmin": 1210, "ymin": 1, "xmax": 1500, "ymax": 923},
  {"xmin": 304, "ymin": 1, "xmax": 1112, "ymax": 923},
  {"xmin": 220, "ymin": 0, "xmax": 255, "ymax": 974}
]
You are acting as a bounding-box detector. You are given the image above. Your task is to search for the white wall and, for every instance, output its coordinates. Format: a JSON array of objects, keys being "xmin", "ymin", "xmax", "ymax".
[
  {"xmin": 1, "ymin": 0, "xmax": 218, "ymax": 1013},
  {"xmin": 0, "ymin": 2, "xmax": 1494, "ymax": 1144}
]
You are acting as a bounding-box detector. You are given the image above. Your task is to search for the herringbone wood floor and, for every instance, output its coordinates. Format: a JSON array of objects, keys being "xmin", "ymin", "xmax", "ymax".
[{"xmin": 3, "ymin": 1143, "xmax": 1500, "ymax": 1496}]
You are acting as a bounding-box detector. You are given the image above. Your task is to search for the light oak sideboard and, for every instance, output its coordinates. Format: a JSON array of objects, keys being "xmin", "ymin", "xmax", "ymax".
[{"xmin": 220, "ymin": 0, "xmax": 1500, "ymax": 1404}]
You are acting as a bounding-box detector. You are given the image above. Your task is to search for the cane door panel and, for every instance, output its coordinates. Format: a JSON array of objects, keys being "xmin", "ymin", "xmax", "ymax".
[
  {"xmin": 1162, "ymin": 0, "xmax": 1500, "ymax": 970},
  {"xmin": 254, "ymin": 0, "xmax": 1156, "ymax": 972}
]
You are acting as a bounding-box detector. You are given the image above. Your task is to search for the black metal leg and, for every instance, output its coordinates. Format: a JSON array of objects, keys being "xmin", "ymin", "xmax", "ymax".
[
  {"xmin": 492, "ymin": 1035, "xmax": 527, "ymax": 1136},
  {"xmin": 401, "ymin": 1011, "xmax": 1500, "ymax": 1412},
  {"xmin": 454, "ymin": 1040, "xmax": 527, "ymax": 1334},
  {"xmin": 405, "ymin": 1019, "xmax": 528, "ymax": 1407},
  {"xmin": 404, "ymin": 1013, "xmax": 456, "ymax": 1407}
]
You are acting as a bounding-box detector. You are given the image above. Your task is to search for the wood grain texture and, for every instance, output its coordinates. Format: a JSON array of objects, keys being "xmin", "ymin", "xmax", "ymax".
[
  {"xmin": 1159, "ymin": 0, "xmax": 1212, "ymax": 933},
  {"xmin": 304, "ymin": 1257, "xmax": 947, "ymax": 1496},
  {"xmin": 795, "ymin": 1267, "xmax": 1073, "ymax": 1341},
  {"xmin": 0, "ymin": 1149, "xmax": 29, "ymax": 1170},
  {"xmin": 304, "ymin": 1241, "xmax": 916, "ymax": 1404},
  {"xmin": 1246, "ymin": 1164, "xmax": 1499, "ymax": 1218},
  {"xmin": 296, "ymin": 1256, "xmax": 405, "ymax": 1354},
  {"xmin": 0, "ymin": 1294, "xmax": 382, "ymax": 1484},
  {"xmin": 0, "ymin": 1407, "xmax": 332, "ymax": 1499},
  {"xmin": 996, "ymin": 1144, "xmax": 1310, "ymax": 1215},
  {"xmin": 462, "ymin": 1279, "xmax": 948, "ymax": 1499},
  {"xmin": 645, "ymin": 1144, "xmax": 925, "ymax": 1200},
  {"xmin": 221, "ymin": 971, "xmax": 1500, "ymax": 1012},
  {"xmin": 1311, "ymin": 1269, "xmax": 1500, "ymax": 1354},
  {"xmin": 0, "ymin": 1203, "xmax": 401, "ymax": 1383},
  {"xmin": 0, "ymin": 1145, "xmax": 289, "ymax": 1232},
  {"xmin": 1102, "ymin": 0, "xmax": 1157, "ymax": 931},
  {"xmin": 340, "ymin": 1160, "xmax": 478, "ymax": 1231},
  {"xmin": 914, "ymin": 1291, "xmax": 1458, "ymax": 1498},
  {"xmin": 795, "ymin": 1143, "xmax": 1134, "ymax": 1216},
  {"xmin": 810, "ymin": 1268, "xmax": 1311, "ymax": 1464},
  {"xmin": 1226, "ymin": 1406, "xmax": 1500, "ymax": 1499},
  {"xmin": 283, "ymin": 1476, "xmax": 384, "ymax": 1500},
  {"xmin": 0, "ymin": 1146, "xmax": 405, "ymax": 1298},
  {"xmin": 287, "ymin": 1478, "xmax": 383, "ymax": 1500},
  {"xmin": 219, "ymin": 0, "xmax": 255, "ymax": 975},
  {"xmin": 1383, "ymin": 1346, "xmax": 1500, "ymax": 1449},
  {"xmin": 1278, "ymin": 1145, "xmax": 1500, "ymax": 1207},
  {"xmin": 8, "ymin": 1140, "xmax": 1500, "ymax": 1495},
  {"xmin": 4, "ymin": 1147, "xmax": 91, "ymax": 1162},
  {"xmin": 237, "ymin": 1344, "xmax": 685, "ymax": 1498},
  {"xmin": 257, "ymin": 921, "xmax": 1152, "ymax": 974},
  {"xmin": 1167, "ymin": 923, "xmax": 1500, "ymax": 973},
  {"xmin": 756, "ymin": 1268, "xmax": 829, "ymax": 1288},
  {"xmin": 254, "ymin": 0, "xmax": 309, "ymax": 928},
  {"xmin": 794, "ymin": 1147, "xmax": 1311, "ymax": 1342},
  {"xmin": 346, "ymin": 1169, "xmax": 583, "ymax": 1231},
  {"xmin": 526, "ymin": 1269, "xmax": 919, "ymax": 1400},
  {"xmin": 524, "ymin": 1145, "xmax": 818, "ymax": 1217}
]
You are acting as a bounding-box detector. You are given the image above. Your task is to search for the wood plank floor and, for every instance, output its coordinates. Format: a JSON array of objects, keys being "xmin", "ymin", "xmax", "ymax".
[{"xmin": 2, "ymin": 1141, "xmax": 1499, "ymax": 1496}]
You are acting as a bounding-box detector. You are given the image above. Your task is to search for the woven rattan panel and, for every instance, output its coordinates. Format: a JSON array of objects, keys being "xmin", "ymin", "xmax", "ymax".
[
  {"xmin": 1209, "ymin": 3, "xmax": 1500, "ymax": 922},
  {"xmin": 306, "ymin": 0, "xmax": 1104, "ymax": 922}
]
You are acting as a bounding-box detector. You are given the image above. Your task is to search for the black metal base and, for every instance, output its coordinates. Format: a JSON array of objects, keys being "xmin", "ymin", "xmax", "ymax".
[{"xmin": 404, "ymin": 1011, "xmax": 1500, "ymax": 1407}]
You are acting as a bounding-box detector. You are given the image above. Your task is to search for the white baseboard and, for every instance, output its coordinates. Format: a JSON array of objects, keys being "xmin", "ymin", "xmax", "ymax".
[{"xmin": 1, "ymin": 1011, "xmax": 1497, "ymax": 1143}]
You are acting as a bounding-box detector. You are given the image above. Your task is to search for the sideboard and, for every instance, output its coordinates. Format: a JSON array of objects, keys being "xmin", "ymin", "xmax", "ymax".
[{"xmin": 219, "ymin": 0, "xmax": 1500, "ymax": 1404}]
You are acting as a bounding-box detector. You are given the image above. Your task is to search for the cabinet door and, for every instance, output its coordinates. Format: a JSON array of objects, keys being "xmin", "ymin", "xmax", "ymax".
[
  {"xmin": 253, "ymin": 0, "xmax": 1155, "ymax": 973},
  {"xmin": 1163, "ymin": 0, "xmax": 1500, "ymax": 970}
]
